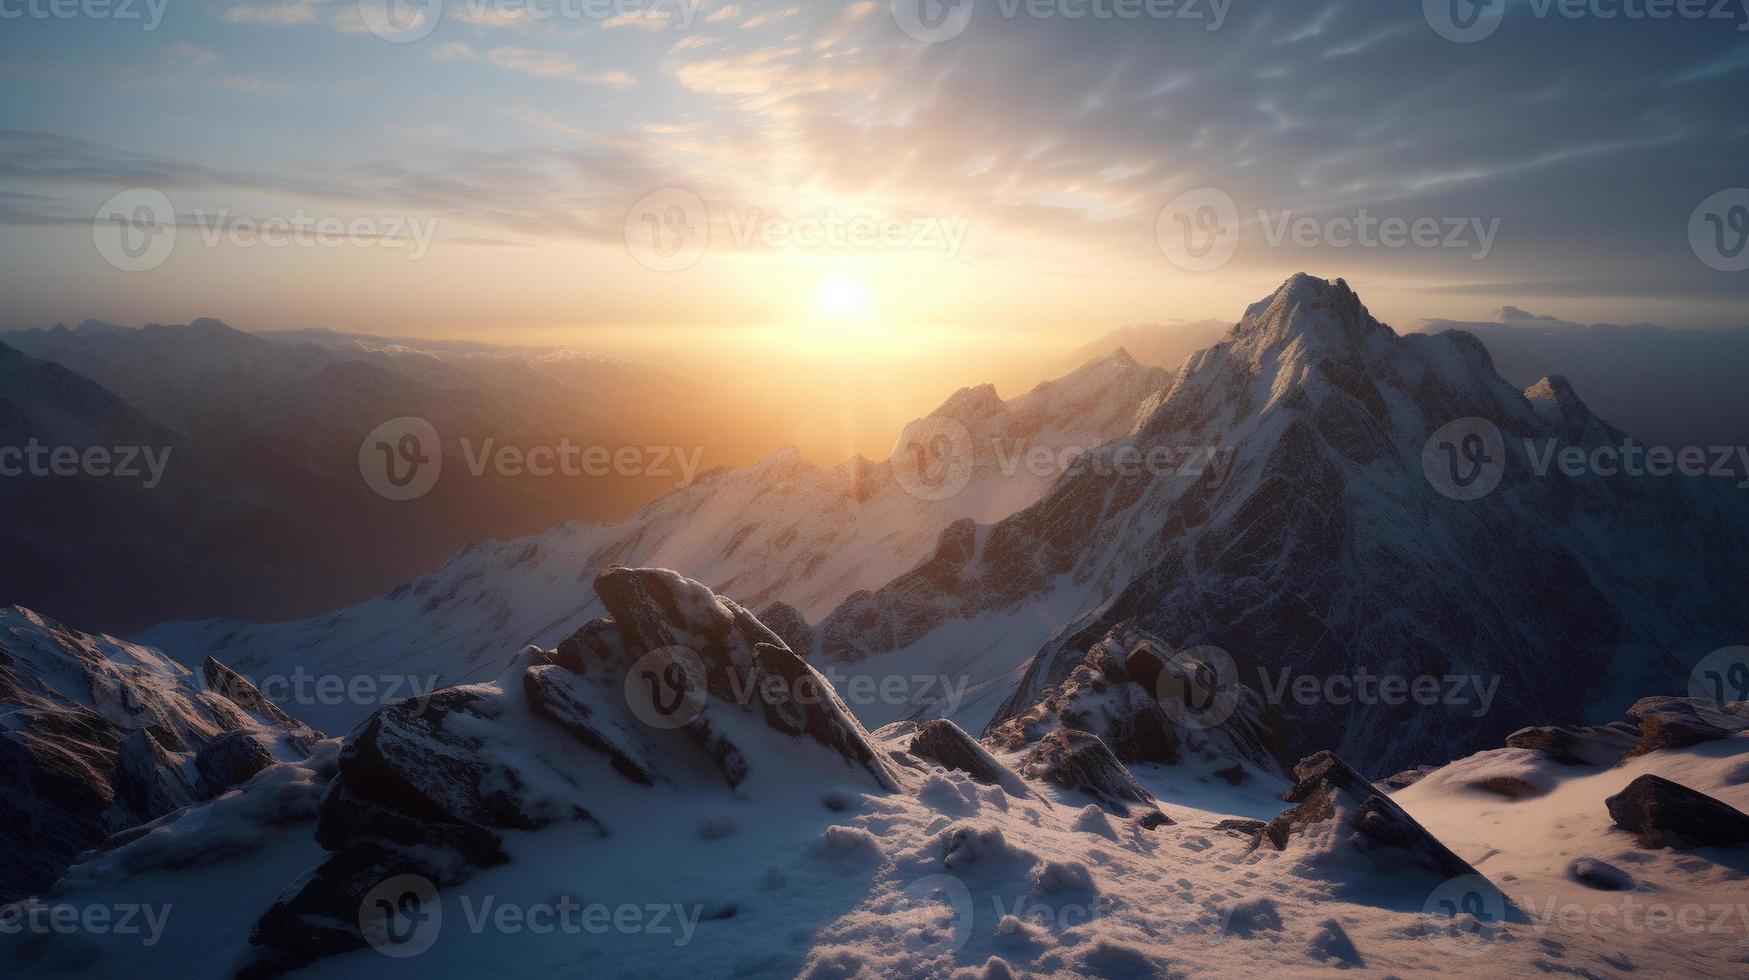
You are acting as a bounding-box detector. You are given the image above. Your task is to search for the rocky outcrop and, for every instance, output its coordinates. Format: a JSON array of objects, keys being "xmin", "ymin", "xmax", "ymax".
[
  {"xmin": 1257, "ymin": 752, "xmax": 1481, "ymax": 880},
  {"xmin": 1604, "ymin": 774, "xmax": 1749, "ymax": 849},
  {"xmin": 1624, "ymin": 698, "xmax": 1749, "ymax": 758},
  {"xmin": 1506, "ymin": 721, "xmax": 1640, "ymax": 767},
  {"xmin": 1017, "ymin": 729, "xmax": 1155, "ymax": 815},
  {"xmin": 244, "ymin": 567, "xmax": 900, "ymax": 973},
  {"xmin": 758, "ymin": 601, "xmax": 814, "ymax": 658},
  {"xmin": 909, "ymin": 719, "xmax": 1032, "ymax": 799},
  {"xmin": 986, "ymin": 623, "xmax": 1292, "ymax": 779},
  {"xmin": 0, "ymin": 606, "xmax": 316, "ymax": 904}
]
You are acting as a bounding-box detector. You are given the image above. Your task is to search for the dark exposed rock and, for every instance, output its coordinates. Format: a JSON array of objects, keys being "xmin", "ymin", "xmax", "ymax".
[
  {"xmin": 1018, "ymin": 729, "xmax": 1155, "ymax": 816},
  {"xmin": 1471, "ymin": 775, "xmax": 1545, "ymax": 800},
  {"xmin": 1506, "ymin": 721, "xmax": 1640, "ymax": 767},
  {"xmin": 1137, "ymin": 810, "xmax": 1175, "ymax": 830},
  {"xmin": 194, "ymin": 731, "xmax": 278, "ymax": 796},
  {"xmin": 986, "ymin": 623, "xmax": 1291, "ymax": 779},
  {"xmin": 1376, "ymin": 766, "xmax": 1438, "ymax": 792},
  {"xmin": 909, "ymin": 719, "xmax": 1030, "ymax": 798},
  {"xmin": 1604, "ymin": 774, "xmax": 1749, "ymax": 849},
  {"xmin": 522, "ymin": 665, "xmax": 658, "ymax": 785},
  {"xmin": 1214, "ymin": 818, "xmax": 1268, "ymax": 837},
  {"xmin": 1624, "ymin": 698, "xmax": 1749, "ymax": 758},
  {"xmin": 550, "ymin": 617, "xmax": 630, "ymax": 677},
  {"xmin": 243, "ymin": 840, "xmax": 451, "ymax": 976},
  {"xmin": 1568, "ymin": 857, "xmax": 1634, "ymax": 891},
  {"xmin": 1258, "ymin": 751, "xmax": 1481, "ymax": 880},
  {"xmin": 757, "ymin": 601, "xmax": 814, "ymax": 658}
]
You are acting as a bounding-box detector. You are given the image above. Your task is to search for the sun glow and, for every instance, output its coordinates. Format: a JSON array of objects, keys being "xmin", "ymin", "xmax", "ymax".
[{"xmin": 815, "ymin": 274, "xmax": 875, "ymax": 321}]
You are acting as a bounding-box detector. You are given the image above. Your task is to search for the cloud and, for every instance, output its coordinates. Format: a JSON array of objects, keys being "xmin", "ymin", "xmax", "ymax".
[{"xmin": 217, "ymin": 1, "xmax": 321, "ymax": 25}]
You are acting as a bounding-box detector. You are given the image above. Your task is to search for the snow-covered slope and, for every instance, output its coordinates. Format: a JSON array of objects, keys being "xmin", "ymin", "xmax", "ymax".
[
  {"xmin": 815, "ymin": 275, "xmax": 1749, "ymax": 772},
  {"xmin": 139, "ymin": 351, "xmax": 1170, "ymax": 736},
  {"xmin": 10, "ymin": 577, "xmax": 1748, "ymax": 979},
  {"xmin": 0, "ymin": 606, "xmax": 316, "ymax": 903}
]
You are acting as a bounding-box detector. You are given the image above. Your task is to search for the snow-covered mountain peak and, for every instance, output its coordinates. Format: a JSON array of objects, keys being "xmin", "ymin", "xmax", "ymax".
[
  {"xmin": 1523, "ymin": 373, "xmax": 1592, "ymax": 427},
  {"xmin": 1232, "ymin": 273, "xmax": 1392, "ymax": 362}
]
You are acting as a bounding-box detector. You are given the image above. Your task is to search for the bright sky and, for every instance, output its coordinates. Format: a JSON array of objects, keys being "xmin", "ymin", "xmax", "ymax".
[{"xmin": 2, "ymin": 0, "xmax": 1748, "ymax": 358}]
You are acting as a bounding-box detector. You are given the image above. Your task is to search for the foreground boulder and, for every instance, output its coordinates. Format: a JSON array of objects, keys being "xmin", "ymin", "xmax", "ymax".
[
  {"xmin": 244, "ymin": 567, "xmax": 899, "ymax": 973},
  {"xmin": 1257, "ymin": 752, "xmax": 1481, "ymax": 880},
  {"xmin": 1604, "ymin": 774, "xmax": 1749, "ymax": 849},
  {"xmin": 909, "ymin": 719, "xmax": 1032, "ymax": 799},
  {"xmin": 1505, "ymin": 721, "xmax": 1640, "ymax": 767},
  {"xmin": 1624, "ymin": 698, "xmax": 1749, "ymax": 758},
  {"xmin": 1018, "ymin": 729, "xmax": 1155, "ymax": 815},
  {"xmin": 0, "ymin": 606, "xmax": 317, "ymax": 904}
]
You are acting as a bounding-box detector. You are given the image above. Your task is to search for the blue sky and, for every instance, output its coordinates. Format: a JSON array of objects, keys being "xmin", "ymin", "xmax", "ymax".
[{"xmin": 2, "ymin": 0, "xmax": 1747, "ymax": 340}]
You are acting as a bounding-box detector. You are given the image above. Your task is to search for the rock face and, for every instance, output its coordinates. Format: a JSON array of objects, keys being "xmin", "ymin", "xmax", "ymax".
[
  {"xmin": 813, "ymin": 274, "xmax": 1749, "ymax": 774},
  {"xmin": 987, "ymin": 623, "xmax": 1292, "ymax": 778},
  {"xmin": 244, "ymin": 567, "xmax": 899, "ymax": 973},
  {"xmin": 757, "ymin": 601, "xmax": 815, "ymax": 659},
  {"xmin": 1623, "ymin": 698, "xmax": 1749, "ymax": 758},
  {"xmin": 0, "ymin": 605, "xmax": 316, "ymax": 904},
  {"xmin": 1604, "ymin": 774, "xmax": 1749, "ymax": 848},
  {"xmin": 909, "ymin": 719, "xmax": 1032, "ymax": 799},
  {"xmin": 1017, "ymin": 729, "xmax": 1155, "ymax": 815},
  {"xmin": 1258, "ymin": 752, "xmax": 1481, "ymax": 880},
  {"xmin": 1506, "ymin": 722, "xmax": 1641, "ymax": 767}
]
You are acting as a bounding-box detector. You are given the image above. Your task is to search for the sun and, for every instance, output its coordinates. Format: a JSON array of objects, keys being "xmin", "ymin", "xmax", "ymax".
[{"xmin": 815, "ymin": 274, "xmax": 875, "ymax": 321}]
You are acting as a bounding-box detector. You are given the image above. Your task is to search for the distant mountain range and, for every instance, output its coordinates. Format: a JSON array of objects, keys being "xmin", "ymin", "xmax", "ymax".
[
  {"xmin": 139, "ymin": 349, "xmax": 1170, "ymax": 735},
  {"xmin": 136, "ymin": 277, "xmax": 1749, "ymax": 776},
  {"xmin": 0, "ymin": 319, "xmax": 782, "ymax": 632}
]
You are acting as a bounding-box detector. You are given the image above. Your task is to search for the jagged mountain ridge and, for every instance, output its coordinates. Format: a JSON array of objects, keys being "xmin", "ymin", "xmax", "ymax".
[
  {"xmin": 814, "ymin": 275, "xmax": 1749, "ymax": 774},
  {"xmin": 0, "ymin": 606, "xmax": 316, "ymax": 903},
  {"xmin": 139, "ymin": 350, "xmax": 1171, "ymax": 735}
]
